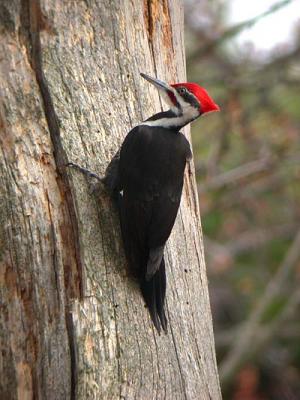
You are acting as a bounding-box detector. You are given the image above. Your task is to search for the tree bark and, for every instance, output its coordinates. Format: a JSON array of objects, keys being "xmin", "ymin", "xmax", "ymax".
[{"xmin": 0, "ymin": 1, "xmax": 221, "ymax": 399}]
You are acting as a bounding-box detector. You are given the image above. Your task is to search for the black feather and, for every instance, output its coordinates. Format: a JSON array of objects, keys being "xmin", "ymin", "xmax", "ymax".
[{"xmin": 115, "ymin": 124, "xmax": 191, "ymax": 332}]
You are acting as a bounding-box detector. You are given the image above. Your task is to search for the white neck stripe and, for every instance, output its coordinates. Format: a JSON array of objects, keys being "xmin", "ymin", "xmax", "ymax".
[
  {"xmin": 139, "ymin": 106, "xmax": 199, "ymax": 129},
  {"xmin": 140, "ymin": 115, "xmax": 187, "ymax": 128}
]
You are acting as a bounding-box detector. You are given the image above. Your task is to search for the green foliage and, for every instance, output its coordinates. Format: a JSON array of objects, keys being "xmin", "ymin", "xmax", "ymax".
[
  {"xmin": 260, "ymin": 296, "xmax": 288, "ymax": 323},
  {"xmin": 202, "ymin": 210, "xmax": 223, "ymax": 236}
]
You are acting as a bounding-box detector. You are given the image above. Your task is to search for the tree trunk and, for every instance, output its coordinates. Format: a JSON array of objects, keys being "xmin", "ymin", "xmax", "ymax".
[{"xmin": 0, "ymin": 1, "xmax": 221, "ymax": 399}]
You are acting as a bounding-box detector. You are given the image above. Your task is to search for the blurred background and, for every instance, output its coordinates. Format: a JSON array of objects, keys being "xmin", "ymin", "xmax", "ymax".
[{"xmin": 183, "ymin": 0, "xmax": 300, "ymax": 398}]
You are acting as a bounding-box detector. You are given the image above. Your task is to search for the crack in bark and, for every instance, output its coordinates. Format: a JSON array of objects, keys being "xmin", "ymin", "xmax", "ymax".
[
  {"xmin": 66, "ymin": 308, "xmax": 78, "ymax": 400},
  {"xmin": 144, "ymin": 0, "xmax": 154, "ymax": 43},
  {"xmin": 24, "ymin": 0, "xmax": 84, "ymax": 300},
  {"xmin": 45, "ymin": 189, "xmax": 61, "ymax": 306},
  {"xmin": 143, "ymin": 0, "xmax": 175, "ymax": 72},
  {"xmin": 144, "ymin": 0, "xmax": 158, "ymax": 76},
  {"xmin": 19, "ymin": 1, "xmax": 85, "ymax": 398}
]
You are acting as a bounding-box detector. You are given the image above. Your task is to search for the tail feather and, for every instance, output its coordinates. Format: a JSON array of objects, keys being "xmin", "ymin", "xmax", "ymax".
[
  {"xmin": 141, "ymin": 257, "xmax": 167, "ymax": 333},
  {"xmin": 118, "ymin": 195, "xmax": 167, "ymax": 333},
  {"xmin": 146, "ymin": 246, "xmax": 164, "ymax": 280},
  {"xmin": 141, "ymin": 277, "xmax": 161, "ymax": 333},
  {"xmin": 155, "ymin": 259, "xmax": 167, "ymax": 332}
]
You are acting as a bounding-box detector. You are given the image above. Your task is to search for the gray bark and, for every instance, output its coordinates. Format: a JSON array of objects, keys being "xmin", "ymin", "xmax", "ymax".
[{"xmin": 0, "ymin": 0, "xmax": 221, "ymax": 399}]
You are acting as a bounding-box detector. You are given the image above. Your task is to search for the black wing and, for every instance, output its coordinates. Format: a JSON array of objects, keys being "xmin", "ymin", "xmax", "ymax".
[{"xmin": 118, "ymin": 125, "xmax": 191, "ymax": 332}]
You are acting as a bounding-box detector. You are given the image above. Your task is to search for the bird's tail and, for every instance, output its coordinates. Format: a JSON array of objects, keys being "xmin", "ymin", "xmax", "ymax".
[
  {"xmin": 140, "ymin": 257, "xmax": 167, "ymax": 334},
  {"xmin": 117, "ymin": 195, "xmax": 167, "ymax": 333}
]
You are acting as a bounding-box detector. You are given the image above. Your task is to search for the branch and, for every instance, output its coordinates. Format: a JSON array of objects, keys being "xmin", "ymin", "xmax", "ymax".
[
  {"xmin": 216, "ymin": 174, "xmax": 283, "ymax": 211},
  {"xmin": 226, "ymin": 224, "xmax": 299, "ymax": 256},
  {"xmin": 253, "ymin": 289, "xmax": 300, "ymax": 349},
  {"xmin": 216, "ymin": 318, "xmax": 300, "ymax": 349},
  {"xmin": 201, "ymin": 156, "xmax": 299, "ymax": 214},
  {"xmin": 205, "ymin": 223, "xmax": 298, "ymax": 271},
  {"xmin": 219, "ymin": 229, "xmax": 300, "ymax": 387},
  {"xmin": 187, "ymin": 0, "xmax": 295, "ymax": 61},
  {"xmin": 198, "ymin": 156, "xmax": 272, "ymax": 194}
]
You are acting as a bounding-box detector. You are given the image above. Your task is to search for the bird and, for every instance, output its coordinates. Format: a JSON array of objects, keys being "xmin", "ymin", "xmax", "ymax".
[
  {"xmin": 68, "ymin": 73, "xmax": 219, "ymax": 333},
  {"xmin": 107, "ymin": 73, "xmax": 219, "ymax": 333}
]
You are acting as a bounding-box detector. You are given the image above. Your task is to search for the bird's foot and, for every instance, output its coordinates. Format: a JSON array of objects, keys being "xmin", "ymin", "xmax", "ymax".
[
  {"xmin": 66, "ymin": 162, "xmax": 103, "ymax": 181},
  {"xmin": 66, "ymin": 162, "xmax": 105, "ymax": 195}
]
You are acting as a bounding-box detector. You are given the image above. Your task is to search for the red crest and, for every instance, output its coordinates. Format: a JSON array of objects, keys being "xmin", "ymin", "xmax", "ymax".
[{"xmin": 171, "ymin": 83, "xmax": 220, "ymax": 113}]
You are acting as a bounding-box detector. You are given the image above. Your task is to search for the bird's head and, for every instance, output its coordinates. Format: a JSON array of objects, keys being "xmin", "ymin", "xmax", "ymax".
[{"xmin": 141, "ymin": 73, "xmax": 219, "ymax": 127}]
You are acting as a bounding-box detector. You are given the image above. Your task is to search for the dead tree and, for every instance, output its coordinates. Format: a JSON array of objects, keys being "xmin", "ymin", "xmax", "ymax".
[{"xmin": 0, "ymin": 1, "xmax": 221, "ymax": 399}]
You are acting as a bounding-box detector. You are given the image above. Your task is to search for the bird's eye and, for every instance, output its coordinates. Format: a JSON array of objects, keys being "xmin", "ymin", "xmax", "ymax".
[{"xmin": 178, "ymin": 87, "xmax": 187, "ymax": 95}]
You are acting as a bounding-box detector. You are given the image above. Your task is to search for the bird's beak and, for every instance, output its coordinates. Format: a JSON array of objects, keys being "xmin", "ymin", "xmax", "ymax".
[
  {"xmin": 140, "ymin": 72, "xmax": 178, "ymax": 110},
  {"xmin": 140, "ymin": 73, "xmax": 173, "ymax": 94}
]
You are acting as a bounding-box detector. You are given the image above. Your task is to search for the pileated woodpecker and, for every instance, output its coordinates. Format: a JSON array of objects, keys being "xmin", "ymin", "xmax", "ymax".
[
  {"xmin": 68, "ymin": 73, "xmax": 219, "ymax": 333},
  {"xmin": 107, "ymin": 73, "xmax": 219, "ymax": 333}
]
